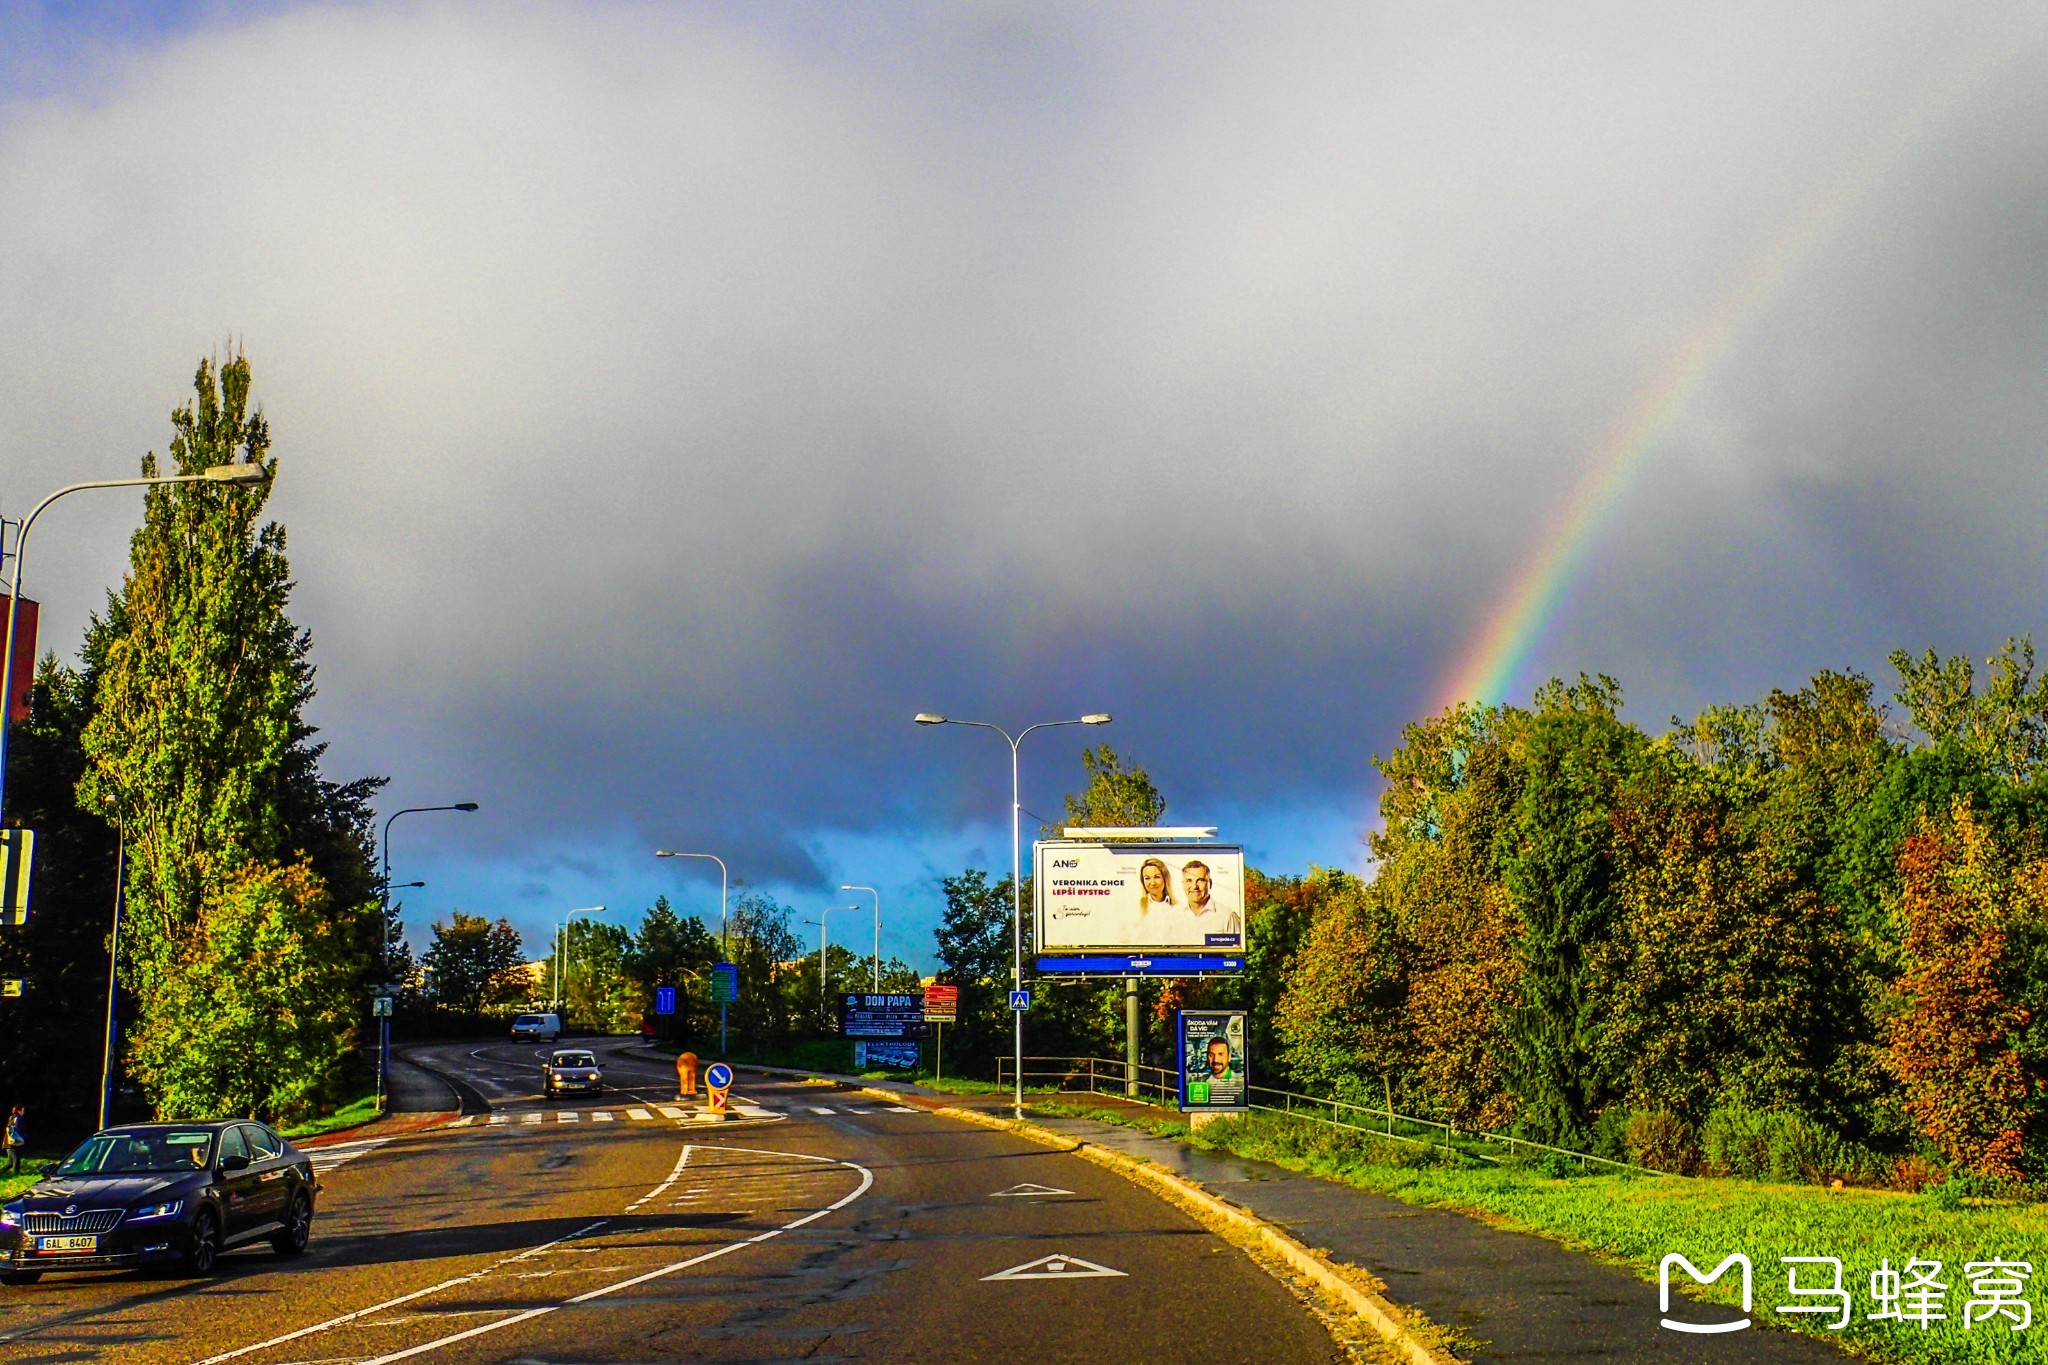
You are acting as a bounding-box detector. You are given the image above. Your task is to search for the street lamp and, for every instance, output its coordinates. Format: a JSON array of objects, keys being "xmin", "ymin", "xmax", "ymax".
[
  {"xmin": 654, "ymin": 850, "xmax": 730, "ymax": 1052},
  {"xmin": 0, "ymin": 463, "xmax": 271, "ymax": 827},
  {"xmin": 914, "ymin": 710, "xmax": 1111, "ymax": 1111},
  {"xmin": 557, "ymin": 906, "xmax": 609, "ymax": 1029},
  {"xmin": 841, "ymin": 885, "xmax": 881, "ymax": 990},
  {"xmin": 379, "ymin": 803, "xmax": 479, "ymax": 975}
]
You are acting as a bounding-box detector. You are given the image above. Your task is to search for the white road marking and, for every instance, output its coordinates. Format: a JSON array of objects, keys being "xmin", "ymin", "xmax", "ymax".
[
  {"xmin": 487, "ymin": 1114, "xmax": 507, "ymax": 1126},
  {"xmin": 521, "ymin": 1113, "xmax": 543, "ymax": 1125},
  {"xmin": 656, "ymin": 1106, "xmax": 685, "ymax": 1119},
  {"xmin": 354, "ymin": 1147, "xmax": 875, "ymax": 1364},
  {"xmin": 592, "ymin": 1111, "xmax": 613, "ymax": 1121},
  {"xmin": 808, "ymin": 1106, "xmax": 836, "ymax": 1115},
  {"xmin": 888, "ymin": 1105, "xmax": 919, "ymax": 1113},
  {"xmin": 982, "ymin": 1253, "xmax": 1126, "ymax": 1281},
  {"xmin": 558, "ymin": 1112, "xmax": 579, "ymax": 1122},
  {"xmin": 628, "ymin": 1108, "xmax": 653, "ymax": 1120},
  {"xmin": 734, "ymin": 1105, "xmax": 775, "ymax": 1118},
  {"xmin": 992, "ymin": 1182, "xmax": 1075, "ymax": 1197},
  {"xmin": 625, "ymin": 1145, "xmax": 693, "ymax": 1213},
  {"xmin": 448, "ymin": 1116, "xmax": 476, "ymax": 1127},
  {"xmin": 188, "ymin": 1220, "xmax": 608, "ymax": 1364},
  {"xmin": 307, "ymin": 1138, "xmax": 392, "ymax": 1174}
]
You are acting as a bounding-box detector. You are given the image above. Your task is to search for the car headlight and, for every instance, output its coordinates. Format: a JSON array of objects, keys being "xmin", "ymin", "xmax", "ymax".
[
  {"xmin": 129, "ymin": 1200, "xmax": 183, "ymax": 1221},
  {"xmin": 0, "ymin": 1204, "xmax": 19, "ymax": 1228}
]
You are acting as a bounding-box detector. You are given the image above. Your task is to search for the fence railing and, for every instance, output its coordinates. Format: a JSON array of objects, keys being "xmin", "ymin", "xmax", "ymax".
[{"xmin": 996, "ymin": 1055, "xmax": 1676, "ymax": 1177}]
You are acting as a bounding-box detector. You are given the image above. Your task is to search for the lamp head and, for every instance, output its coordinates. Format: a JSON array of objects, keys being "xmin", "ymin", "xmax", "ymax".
[
  {"xmin": 654, "ymin": 850, "xmax": 675, "ymax": 858},
  {"xmin": 202, "ymin": 463, "xmax": 271, "ymax": 486},
  {"xmin": 913, "ymin": 713, "xmax": 946, "ymax": 725},
  {"xmin": 454, "ymin": 802, "xmax": 479, "ymax": 812},
  {"xmin": 1082, "ymin": 713, "xmax": 1112, "ymax": 725}
]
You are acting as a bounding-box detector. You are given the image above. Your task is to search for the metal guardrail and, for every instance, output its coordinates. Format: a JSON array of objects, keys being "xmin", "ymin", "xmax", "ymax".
[{"xmin": 998, "ymin": 1055, "xmax": 1676, "ymax": 1177}]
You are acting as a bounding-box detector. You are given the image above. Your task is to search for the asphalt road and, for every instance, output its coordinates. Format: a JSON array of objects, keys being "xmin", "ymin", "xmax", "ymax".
[{"xmin": 0, "ymin": 1038, "xmax": 1345, "ymax": 1363}]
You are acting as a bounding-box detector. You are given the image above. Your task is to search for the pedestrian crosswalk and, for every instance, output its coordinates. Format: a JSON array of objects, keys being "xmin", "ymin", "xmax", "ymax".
[
  {"xmin": 305, "ymin": 1137, "xmax": 392, "ymax": 1174},
  {"xmin": 444, "ymin": 1100, "xmax": 924, "ymax": 1128}
]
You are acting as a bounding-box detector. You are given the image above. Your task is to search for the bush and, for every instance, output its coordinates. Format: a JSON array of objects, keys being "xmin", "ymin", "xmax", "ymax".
[
  {"xmin": 1621, "ymin": 1108, "xmax": 1697, "ymax": 1173},
  {"xmin": 1699, "ymin": 1104, "xmax": 1888, "ymax": 1184}
]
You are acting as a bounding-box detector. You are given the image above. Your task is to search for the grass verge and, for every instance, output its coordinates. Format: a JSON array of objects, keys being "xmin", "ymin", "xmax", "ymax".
[
  {"xmin": 1048, "ymin": 1104, "xmax": 2048, "ymax": 1365},
  {"xmin": 281, "ymin": 1090, "xmax": 382, "ymax": 1141}
]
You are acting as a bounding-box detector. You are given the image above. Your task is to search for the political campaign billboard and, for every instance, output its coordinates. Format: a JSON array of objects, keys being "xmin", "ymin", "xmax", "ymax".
[
  {"xmin": 1034, "ymin": 842, "xmax": 1245, "ymax": 953},
  {"xmin": 1179, "ymin": 1009, "xmax": 1249, "ymax": 1112}
]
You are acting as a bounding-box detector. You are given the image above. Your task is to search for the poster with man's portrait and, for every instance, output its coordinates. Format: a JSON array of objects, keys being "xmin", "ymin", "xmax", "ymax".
[{"xmin": 1179, "ymin": 1010, "xmax": 1248, "ymax": 1111}]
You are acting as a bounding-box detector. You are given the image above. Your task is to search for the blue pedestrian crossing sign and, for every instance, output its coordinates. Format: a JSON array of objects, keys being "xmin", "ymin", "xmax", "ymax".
[
  {"xmin": 704, "ymin": 1061, "xmax": 733, "ymax": 1090},
  {"xmin": 1010, "ymin": 989, "xmax": 1031, "ymax": 1011},
  {"xmin": 654, "ymin": 984, "xmax": 677, "ymax": 1015}
]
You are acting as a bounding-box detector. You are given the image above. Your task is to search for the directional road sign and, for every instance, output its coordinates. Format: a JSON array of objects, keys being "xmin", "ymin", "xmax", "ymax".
[
  {"xmin": 709, "ymin": 963, "xmax": 738, "ymax": 1004},
  {"xmin": 1009, "ymin": 989, "xmax": 1031, "ymax": 1012},
  {"xmin": 654, "ymin": 984, "xmax": 677, "ymax": 1015},
  {"xmin": 372, "ymin": 996, "xmax": 393, "ymax": 1017}
]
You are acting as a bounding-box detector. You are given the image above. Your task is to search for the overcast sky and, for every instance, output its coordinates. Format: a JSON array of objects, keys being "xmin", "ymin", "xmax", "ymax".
[{"xmin": 3, "ymin": 2, "xmax": 2044, "ymax": 966}]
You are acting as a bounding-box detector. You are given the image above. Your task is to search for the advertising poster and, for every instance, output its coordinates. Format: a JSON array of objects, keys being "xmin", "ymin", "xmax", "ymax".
[
  {"xmin": 1179, "ymin": 1010, "xmax": 1249, "ymax": 1111},
  {"xmin": 1034, "ymin": 842, "xmax": 1245, "ymax": 952},
  {"xmin": 840, "ymin": 992, "xmax": 931, "ymax": 1039},
  {"xmin": 854, "ymin": 1040, "xmax": 920, "ymax": 1070}
]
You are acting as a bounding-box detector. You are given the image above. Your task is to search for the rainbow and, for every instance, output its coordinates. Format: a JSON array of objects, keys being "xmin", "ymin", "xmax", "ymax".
[{"xmin": 1435, "ymin": 11, "xmax": 2047, "ymax": 712}]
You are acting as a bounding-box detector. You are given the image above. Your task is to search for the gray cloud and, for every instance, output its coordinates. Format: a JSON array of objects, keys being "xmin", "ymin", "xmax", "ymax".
[{"xmin": 2, "ymin": 2, "xmax": 2045, "ymax": 928}]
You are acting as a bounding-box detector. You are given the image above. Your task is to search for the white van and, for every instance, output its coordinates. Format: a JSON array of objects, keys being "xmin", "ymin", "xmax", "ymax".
[{"xmin": 510, "ymin": 1012, "xmax": 562, "ymax": 1042}]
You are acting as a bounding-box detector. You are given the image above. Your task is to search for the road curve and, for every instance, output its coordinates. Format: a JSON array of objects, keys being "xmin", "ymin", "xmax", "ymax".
[{"xmin": 0, "ymin": 1037, "xmax": 1346, "ymax": 1363}]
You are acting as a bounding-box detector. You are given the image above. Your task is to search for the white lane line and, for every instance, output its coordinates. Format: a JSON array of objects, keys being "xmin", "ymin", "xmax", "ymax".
[
  {"xmin": 592, "ymin": 1111, "xmax": 613, "ymax": 1122},
  {"xmin": 487, "ymin": 1114, "xmax": 508, "ymax": 1126},
  {"xmin": 521, "ymin": 1113, "xmax": 543, "ymax": 1125},
  {"xmin": 656, "ymin": 1106, "xmax": 685, "ymax": 1119},
  {"xmin": 625, "ymin": 1144, "xmax": 693, "ymax": 1213},
  {"xmin": 559, "ymin": 1112, "xmax": 580, "ymax": 1122},
  {"xmin": 807, "ymin": 1106, "xmax": 836, "ymax": 1115},
  {"xmin": 188, "ymin": 1219, "xmax": 608, "ymax": 1365},
  {"xmin": 356, "ymin": 1148, "xmax": 875, "ymax": 1365},
  {"xmin": 887, "ymin": 1105, "xmax": 919, "ymax": 1113},
  {"xmin": 628, "ymin": 1108, "xmax": 653, "ymax": 1120}
]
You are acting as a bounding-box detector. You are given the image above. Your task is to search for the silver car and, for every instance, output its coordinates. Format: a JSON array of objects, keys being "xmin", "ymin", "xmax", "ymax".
[{"xmin": 542, "ymin": 1049, "xmax": 603, "ymax": 1099}]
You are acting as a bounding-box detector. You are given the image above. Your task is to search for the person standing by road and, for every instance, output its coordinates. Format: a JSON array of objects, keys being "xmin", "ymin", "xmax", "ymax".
[{"xmin": 4, "ymin": 1105, "xmax": 24, "ymax": 1174}]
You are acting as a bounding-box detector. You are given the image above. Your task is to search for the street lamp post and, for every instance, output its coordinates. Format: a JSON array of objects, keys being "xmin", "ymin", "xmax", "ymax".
[
  {"xmin": 914, "ymin": 711, "xmax": 1111, "ymax": 1112},
  {"xmin": 377, "ymin": 802, "xmax": 477, "ymax": 1105},
  {"xmin": 0, "ymin": 463, "xmax": 269, "ymax": 829},
  {"xmin": 841, "ymin": 885, "xmax": 881, "ymax": 990},
  {"xmin": 654, "ymin": 850, "xmax": 729, "ymax": 1051}
]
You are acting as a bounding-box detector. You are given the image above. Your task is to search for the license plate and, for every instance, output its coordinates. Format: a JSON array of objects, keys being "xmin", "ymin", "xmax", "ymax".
[{"xmin": 35, "ymin": 1235, "xmax": 97, "ymax": 1253}]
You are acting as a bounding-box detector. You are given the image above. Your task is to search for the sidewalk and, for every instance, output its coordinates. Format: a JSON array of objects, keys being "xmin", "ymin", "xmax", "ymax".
[{"xmin": 766, "ymin": 1069, "xmax": 1849, "ymax": 1364}]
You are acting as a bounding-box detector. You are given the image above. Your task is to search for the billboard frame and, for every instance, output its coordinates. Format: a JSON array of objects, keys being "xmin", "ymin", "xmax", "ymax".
[{"xmin": 1032, "ymin": 838, "xmax": 1245, "ymax": 974}]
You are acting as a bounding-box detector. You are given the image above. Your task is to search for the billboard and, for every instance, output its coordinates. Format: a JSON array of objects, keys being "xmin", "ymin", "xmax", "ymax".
[
  {"xmin": 1034, "ymin": 842, "xmax": 1245, "ymax": 952},
  {"xmin": 1179, "ymin": 1010, "xmax": 1248, "ymax": 1112},
  {"xmin": 840, "ymin": 992, "xmax": 931, "ymax": 1039}
]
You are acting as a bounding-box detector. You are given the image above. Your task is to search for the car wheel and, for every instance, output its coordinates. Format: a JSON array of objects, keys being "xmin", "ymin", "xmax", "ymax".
[
  {"xmin": 182, "ymin": 1207, "xmax": 221, "ymax": 1276},
  {"xmin": 272, "ymin": 1190, "xmax": 313, "ymax": 1257},
  {"xmin": 1, "ymin": 1270, "xmax": 41, "ymax": 1286}
]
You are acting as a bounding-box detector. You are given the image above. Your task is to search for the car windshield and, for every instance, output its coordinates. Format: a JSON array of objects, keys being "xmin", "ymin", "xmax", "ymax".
[
  {"xmin": 552, "ymin": 1052, "xmax": 596, "ymax": 1067},
  {"xmin": 515, "ymin": 1016, "xmax": 543, "ymax": 1026},
  {"xmin": 54, "ymin": 1130, "xmax": 215, "ymax": 1176}
]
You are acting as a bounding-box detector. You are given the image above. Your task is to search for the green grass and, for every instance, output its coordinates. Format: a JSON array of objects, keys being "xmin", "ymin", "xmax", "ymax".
[
  {"xmin": 1, "ymin": 1163, "xmax": 51, "ymax": 1201},
  {"xmin": 1059, "ymin": 1105, "xmax": 2048, "ymax": 1365},
  {"xmin": 281, "ymin": 1090, "xmax": 383, "ymax": 1141}
]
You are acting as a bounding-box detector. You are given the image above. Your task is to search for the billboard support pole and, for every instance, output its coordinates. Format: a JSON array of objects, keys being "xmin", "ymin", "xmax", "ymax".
[{"xmin": 1125, "ymin": 977, "xmax": 1139, "ymax": 1097}]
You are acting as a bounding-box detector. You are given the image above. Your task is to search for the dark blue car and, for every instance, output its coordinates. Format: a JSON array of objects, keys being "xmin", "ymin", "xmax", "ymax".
[{"xmin": 1, "ymin": 1120, "xmax": 316, "ymax": 1284}]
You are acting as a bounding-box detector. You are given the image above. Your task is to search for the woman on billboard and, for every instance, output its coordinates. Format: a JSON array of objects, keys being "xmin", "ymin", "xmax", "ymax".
[{"xmin": 1136, "ymin": 857, "xmax": 1177, "ymax": 915}]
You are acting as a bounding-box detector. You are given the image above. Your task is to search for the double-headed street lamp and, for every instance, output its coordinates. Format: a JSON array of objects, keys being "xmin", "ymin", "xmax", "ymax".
[
  {"xmin": 0, "ymin": 463, "xmax": 270, "ymax": 827},
  {"xmin": 841, "ymin": 885, "xmax": 881, "ymax": 990},
  {"xmin": 654, "ymin": 850, "xmax": 730, "ymax": 1052},
  {"xmin": 914, "ymin": 711, "xmax": 1111, "ymax": 1111}
]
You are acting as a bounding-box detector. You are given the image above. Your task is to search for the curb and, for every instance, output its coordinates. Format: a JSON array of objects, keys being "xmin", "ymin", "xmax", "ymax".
[
  {"xmin": 294, "ymin": 1110, "xmax": 459, "ymax": 1148},
  {"xmin": 792, "ymin": 1074, "xmax": 1462, "ymax": 1365}
]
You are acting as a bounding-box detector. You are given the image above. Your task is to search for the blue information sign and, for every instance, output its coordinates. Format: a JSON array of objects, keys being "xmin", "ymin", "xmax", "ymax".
[
  {"xmin": 1009, "ymin": 989, "xmax": 1032, "ymax": 1011},
  {"xmin": 704, "ymin": 1061, "xmax": 733, "ymax": 1090},
  {"xmin": 654, "ymin": 984, "xmax": 677, "ymax": 1016},
  {"xmin": 710, "ymin": 963, "xmax": 738, "ymax": 1004}
]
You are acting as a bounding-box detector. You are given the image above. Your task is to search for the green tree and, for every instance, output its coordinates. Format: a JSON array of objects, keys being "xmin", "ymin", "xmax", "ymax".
[
  {"xmin": 626, "ymin": 895, "xmax": 720, "ymax": 1042},
  {"xmin": 545, "ymin": 919, "xmax": 636, "ymax": 1032},
  {"xmin": 424, "ymin": 912, "xmax": 528, "ymax": 1015},
  {"xmin": 1045, "ymin": 745, "xmax": 1165, "ymax": 834},
  {"xmin": 73, "ymin": 354, "xmax": 382, "ymax": 1117},
  {"xmin": 934, "ymin": 869, "xmax": 1013, "ymax": 1067}
]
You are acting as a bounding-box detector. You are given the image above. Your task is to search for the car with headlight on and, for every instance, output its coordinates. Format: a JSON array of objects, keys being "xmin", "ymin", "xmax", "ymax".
[
  {"xmin": 542, "ymin": 1048, "xmax": 604, "ymax": 1100},
  {"xmin": 0, "ymin": 1121, "xmax": 315, "ymax": 1284}
]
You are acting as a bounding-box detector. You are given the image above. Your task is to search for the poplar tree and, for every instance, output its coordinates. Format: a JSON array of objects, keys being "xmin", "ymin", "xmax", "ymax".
[{"xmin": 76, "ymin": 353, "xmax": 374, "ymax": 1119}]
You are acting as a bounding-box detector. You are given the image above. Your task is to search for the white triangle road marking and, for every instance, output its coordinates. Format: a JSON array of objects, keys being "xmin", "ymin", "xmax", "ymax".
[
  {"xmin": 991, "ymin": 1183, "xmax": 1075, "ymax": 1197},
  {"xmin": 981, "ymin": 1253, "xmax": 1126, "ymax": 1281}
]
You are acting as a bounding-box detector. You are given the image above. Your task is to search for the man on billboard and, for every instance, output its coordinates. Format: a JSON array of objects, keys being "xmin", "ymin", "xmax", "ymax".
[{"xmin": 1183, "ymin": 860, "xmax": 1240, "ymax": 938}]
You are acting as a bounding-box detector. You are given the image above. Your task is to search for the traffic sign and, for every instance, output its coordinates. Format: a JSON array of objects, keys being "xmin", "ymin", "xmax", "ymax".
[
  {"xmin": 704, "ymin": 1060, "xmax": 733, "ymax": 1115},
  {"xmin": 1, "ymin": 828, "xmax": 33, "ymax": 927},
  {"xmin": 1, "ymin": 979, "xmax": 20, "ymax": 998},
  {"xmin": 1009, "ymin": 989, "xmax": 1031, "ymax": 1012},
  {"xmin": 654, "ymin": 984, "xmax": 677, "ymax": 1015},
  {"xmin": 709, "ymin": 963, "xmax": 738, "ymax": 1004},
  {"xmin": 372, "ymin": 996, "xmax": 393, "ymax": 1017},
  {"xmin": 922, "ymin": 983, "xmax": 958, "ymax": 1023}
]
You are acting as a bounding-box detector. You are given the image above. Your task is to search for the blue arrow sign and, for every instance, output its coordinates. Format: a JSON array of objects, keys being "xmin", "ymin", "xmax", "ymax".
[
  {"xmin": 704, "ymin": 1061, "xmax": 733, "ymax": 1090},
  {"xmin": 653, "ymin": 984, "xmax": 677, "ymax": 1015}
]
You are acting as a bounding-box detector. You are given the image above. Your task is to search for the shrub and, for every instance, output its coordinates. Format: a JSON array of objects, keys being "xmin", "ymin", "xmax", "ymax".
[{"xmin": 1622, "ymin": 1108, "xmax": 1697, "ymax": 1173}]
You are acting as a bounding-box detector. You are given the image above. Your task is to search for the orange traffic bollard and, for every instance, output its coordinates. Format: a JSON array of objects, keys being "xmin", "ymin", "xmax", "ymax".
[{"xmin": 676, "ymin": 1050, "xmax": 699, "ymax": 1100}]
